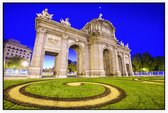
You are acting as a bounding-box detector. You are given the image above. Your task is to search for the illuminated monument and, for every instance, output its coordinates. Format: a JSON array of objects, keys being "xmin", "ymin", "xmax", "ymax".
[{"xmin": 29, "ymin": 9, "xmax": 133, "ymax": 78}]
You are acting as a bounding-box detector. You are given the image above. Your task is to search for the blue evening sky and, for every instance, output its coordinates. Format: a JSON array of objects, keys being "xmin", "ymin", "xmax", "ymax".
[{"xmin": 4, "ymin": 3, "xmax": 165, "ymax": 68}]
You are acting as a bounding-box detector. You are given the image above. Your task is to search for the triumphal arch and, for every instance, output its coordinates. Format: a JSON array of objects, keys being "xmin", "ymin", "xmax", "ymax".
[{"xmin": 29, "ymin": 9, "xmax": 133, "ymax": 78}]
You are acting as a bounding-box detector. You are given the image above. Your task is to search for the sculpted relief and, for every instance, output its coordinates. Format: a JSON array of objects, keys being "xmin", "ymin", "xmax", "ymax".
[
  {"xmin": 48, "ymin": 37, "xmax": 59, "ymax": 45},
  {"xmin": 45, "ymin": 34, "xmax": 61, "ymax": 50}
]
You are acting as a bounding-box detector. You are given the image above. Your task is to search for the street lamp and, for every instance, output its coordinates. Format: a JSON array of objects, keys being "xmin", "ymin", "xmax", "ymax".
[
  {"xmin": 142, "ymin": 68, "xmax": 147, "ymax": 72},
  {"xmin": 21, "ymin": 60, "xmax": 29, "ymax": 68}
]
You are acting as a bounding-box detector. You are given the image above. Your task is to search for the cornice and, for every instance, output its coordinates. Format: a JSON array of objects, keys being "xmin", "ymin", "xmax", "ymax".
[{"xmin": 35, "ymin": 17, "xmax": 89, "ymax": 38}]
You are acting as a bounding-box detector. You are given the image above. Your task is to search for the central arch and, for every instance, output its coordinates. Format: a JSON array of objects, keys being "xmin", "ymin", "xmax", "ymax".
[
  {"xmin": 67, "ymin": 44, "xmax": 83, "ymax": 77},
  {"xmin": 103, "ymin": 49, "xmax": 113, "ymax": 76}
]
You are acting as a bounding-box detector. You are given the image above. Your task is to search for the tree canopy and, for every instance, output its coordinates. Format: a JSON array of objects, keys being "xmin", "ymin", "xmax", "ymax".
[
  {"xmin": 132, "ymin": 52, "xmax": 164, "ymax": 72},
  {"xmin": 4, "ymin": 56, "xmax": 27, "ymax": 69},
  {"xmin": 68, "ymin": 59, "xmax": 76, "ymax": 72}
]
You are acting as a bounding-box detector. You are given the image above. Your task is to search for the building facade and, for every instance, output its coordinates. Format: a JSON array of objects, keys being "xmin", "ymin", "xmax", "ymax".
[
  {"xmin": 29, "ymin": 9, "xmax": 133, "ymax": 78},
  {"xmin": 4, "ymin": 39, "xmax": 32, "ymax": 62}
]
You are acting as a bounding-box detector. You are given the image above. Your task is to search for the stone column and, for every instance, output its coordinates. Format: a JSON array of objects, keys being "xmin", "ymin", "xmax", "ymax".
[
  {"xmin": 84, "ymin": 46, "xmax": 90, "ymax": 77},
  {"xmin": 29, "ymin": 27, "xmax": 47, "ymax": 78},
  {"xmin": 98, "ymin": 44, "xmax": 105, "ymax": 77},
  {"xmin": 122, "ymin": 53, "xmax": 128, "ymax": 76},
  {"xmin": 57, "ymin": 35, "xmax": 68, "ymax": 78},
  {"xmin": 53, "ymin": 56, "xmax": 57, "ymax": 76},
  {"xmin": 128, "ymin": 54, "xmax": 134, "ymax": 76},
  {"xmin": 110, "ymin": 47, "xmax": 115, "ymax": 75},
  {"xmin": 89, "ymin": 43, "xmax": 105, "ymax": 77},
  {"xmin": 114, "ymin": 48, "xmax": 121, "ymax": 76},
  {"xmin": 78, "ymin": 48, "xmax": 84, "ymax": 77},
  {"xmin": 76, "ymin": 48, "xmax": 83, "ymax": 77}
]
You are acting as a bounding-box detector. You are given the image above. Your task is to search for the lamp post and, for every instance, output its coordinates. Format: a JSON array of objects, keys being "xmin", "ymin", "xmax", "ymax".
[
  {"xmin": 21, "ymin": 60, "xmax": 29, "ymax": 68},
  {"xmin": 21, "ymin": 60, "xmax": 29, "ymax": 75}
]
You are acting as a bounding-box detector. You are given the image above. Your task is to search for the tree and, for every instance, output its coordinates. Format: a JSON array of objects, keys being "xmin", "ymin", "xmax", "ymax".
[
  {"xmin": 132, "ymin": 53, "xmax": 142, "ymax": 72},
  {"xmin": 141, "ymin": 52, "xmax": 153, "ymax": 71},
  {"xmin": 68, "ymin": 59, "xmax": 76, "ymax": 72},
  {"xmin": 151, "ymin": 56, "xmax": 165, "ymax": 71},
  {"xmin": 68, "ymin": 63, "xmax": 76, "ymax": 72},
  {"xmin": 132, "ymin": 52, "xmax": 165, "ymax": 72},
  {"xmin": 5, "ymin": 56, "xmax": 24, "ymax": 69}
]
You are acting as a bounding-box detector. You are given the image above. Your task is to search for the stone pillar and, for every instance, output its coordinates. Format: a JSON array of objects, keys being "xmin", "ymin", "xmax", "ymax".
[
  {"xmin": 29, "ymin": 27, "xmax": 47, "ymax": 78},
  {"xmin": 57, "ymin": 35, "xmax": 68, "ymax": 78},
  {"xmin": 89, "ymin": 43, "xmax": 105, "ymax": 77},
  {"xmin": 110, "ymin": 47, "xmax": 115, "ymax": 75},
  {"xmin": 122, "ymin": 53, "xmax": 128, "ymax": 76},
  {"xmin": 76, "ymin": 48, "xmax": 83, "ymax": 77},
  {"xmin": 114, "ymin": 48, "xmax": 121, "ymax": 76},
  {"xmin": 84, "ymin": 46, "xmax": 90, "ymax": 77},
  {"xmin": 53, "ymin": 56, "xmax": 57, "ymax": 76},
  {"xmin": 98, "ymin": 44, "xmax": 105, "ymax": 77},
  {"xmin": 129, "ymin": 54, "xmax": 134, "ymax": 76}
]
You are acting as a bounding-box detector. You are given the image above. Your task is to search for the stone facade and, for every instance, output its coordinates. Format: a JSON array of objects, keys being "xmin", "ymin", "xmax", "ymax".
[
  {"xmin": 29, "ymin": 9, "xmax": 133, "ymax": 78},
  {"xmin": 4, "ymin": 39, "xmax": 32, "ymax": 62}
]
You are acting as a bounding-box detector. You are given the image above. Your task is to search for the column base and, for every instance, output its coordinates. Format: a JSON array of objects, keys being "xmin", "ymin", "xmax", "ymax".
[
  {"xmin": 28, "ymin": 75, "xmax": 42, "ymax": 78},
  {"xmin": 89, "ymin": 70, "xmax": 105, "ymax": 77},
  {"xmin": 56, "ymin": 75, "xmax": 67, "ymax": 78},
  {"xmin": 57, "ymin": 69, "xmax": 67, "ymax": 78},
  {"xmin": 29, "ymin": 67, "xmax": 41, "ymax": 75},
  {"xmin": 115, "ymin": 71, "xmax": 121, "ymax": 77}
]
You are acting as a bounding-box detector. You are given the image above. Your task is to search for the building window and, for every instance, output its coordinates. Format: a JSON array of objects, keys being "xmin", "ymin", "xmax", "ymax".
[
  {"xmin": 23, "ymin": 56, "xmax": 25, "ymax": 58},
  {"xmin": 11, "ymin": 54, "xmax": 13, "ymax": 56},
  {"xmin": 27, "ymin": 54, "xmax": 29, "ymax": 55},
  {"xmin": 8, "ymin": 46, "xmax": 11, "ymax": 48},
  {"xmin": 12, "ymin": 50, "xmax": 14, "ymax": 52},
  {"xmin": 16, "ymin": 51, "xmax": 18, "ymax": 53},
  {"xmin": 7, "ymin": 53, "xmax": 9, "ymax": 55},
  {"xmin": 20, "ymin": 52, "xmax": 22, "ymax": 54},
  {"xmin": 20, "ymin": 49, "xmax": 22, "ymax": 51},
  {"xmin": 6, "ymin": 57, "xmax": 8, "ymax": 59},
  {"xmin": 24, "ymin": 50, "xmax": 26, "ymax": 52},
  {"xmin": 24, "ymin": 53, "xmax": 25, "ymax": 55},
  {"xmin": 27, "ymin": 57, "xmax": 29, "ymax": 59},
  {"xmin": 8, "ymin": 49, "xmax": 10, "ymax": 51},
  {"xmin": 17, "ymin": 48, "xmax": 18, "ymax": 50},
  {"xmin": 13, "ymin": 47, "xmax": 15, "ymax": 49}
]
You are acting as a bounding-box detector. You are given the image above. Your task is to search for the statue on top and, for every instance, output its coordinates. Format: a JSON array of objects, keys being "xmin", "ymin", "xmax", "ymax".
[
  {"xmin": 98, "ymin": 13, "xmax": 103, "ymax": 20},
  {"xmin": 36, "ymin": 8, "xmax": 53, "ymax": 20},
  {"xmin": 60, "ymin": 18, "xmax": 71, "ymax": 26},
  {"xmin": 120, "ymin": 41, "xmax": 124, "ymax": 46},
  {"xmin": 125, "ymin": 43, "xmax": 129, "ymax": 48}
]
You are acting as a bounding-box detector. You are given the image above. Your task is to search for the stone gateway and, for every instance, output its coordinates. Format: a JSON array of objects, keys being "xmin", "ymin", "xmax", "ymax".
[{"xmin": 29, "ymin": 9, "xmax": 133, "ymax": 78}]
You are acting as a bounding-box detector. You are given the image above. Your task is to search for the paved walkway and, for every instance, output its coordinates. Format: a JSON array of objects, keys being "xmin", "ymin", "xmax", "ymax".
[{"xmin": 134, "ymin": 79, "xmax": 164, "ymax": 85}]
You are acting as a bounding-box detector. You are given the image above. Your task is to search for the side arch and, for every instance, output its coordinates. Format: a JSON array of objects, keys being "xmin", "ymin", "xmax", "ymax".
[
  {"xmin": 67, "ymin": 40, "xmax": 85, "ymax": 77},
  {"xmin": 102, "ymin": 47, "xmax": 113, "ymax": 76},
  {"xmin": 117, "ymin": 54, "xmax": 124, "ymax": 76}
]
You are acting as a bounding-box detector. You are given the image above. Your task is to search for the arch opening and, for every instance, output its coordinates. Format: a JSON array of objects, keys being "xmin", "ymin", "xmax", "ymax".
[
  {"xmin": 118, "ymin": 55, "xmax": 124, "ymax": 76},
  {"xmin": 42, "ymin": 51, "xmax": 58, "ymax": 77},
  {"xmin": 67, "ymin": 44, "xmax": 83, "ymax": 77},
  {"xmin": 103, "ymin": 49, "xmax": 112, "ymax": 76}
]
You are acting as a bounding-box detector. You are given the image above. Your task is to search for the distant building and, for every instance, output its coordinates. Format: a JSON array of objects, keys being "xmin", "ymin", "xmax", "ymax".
[{"xmin": 4, "ymin": 39, "xmax": 32, "ymax": 62}]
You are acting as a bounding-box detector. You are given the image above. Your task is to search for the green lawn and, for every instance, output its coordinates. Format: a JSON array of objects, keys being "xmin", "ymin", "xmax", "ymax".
[
  {"xmin": 3, "ymin": 76, "xmax": 165, "ymax": 110},
  {"xmin": 25, "ymin": 80, "xmax": 105, "ymax": 98}
]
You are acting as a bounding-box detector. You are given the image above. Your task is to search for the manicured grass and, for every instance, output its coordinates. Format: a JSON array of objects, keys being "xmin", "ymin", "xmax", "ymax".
[
  {"xmin": 25, "ymin": 80, "xmax": 105, "ymax": 98},
  {"xmin": 3, "ymin": 76, "xmax": 165, "ymax": 110}
]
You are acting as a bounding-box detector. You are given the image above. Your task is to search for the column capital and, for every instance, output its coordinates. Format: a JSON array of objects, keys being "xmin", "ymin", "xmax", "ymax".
[
  {"xmin": 36, "ymin": 27, "xmax": 47, "ymax": 33},
  {"xmin": 62, "ymin": 34, "xmax": 68, "ymax": 39}
]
